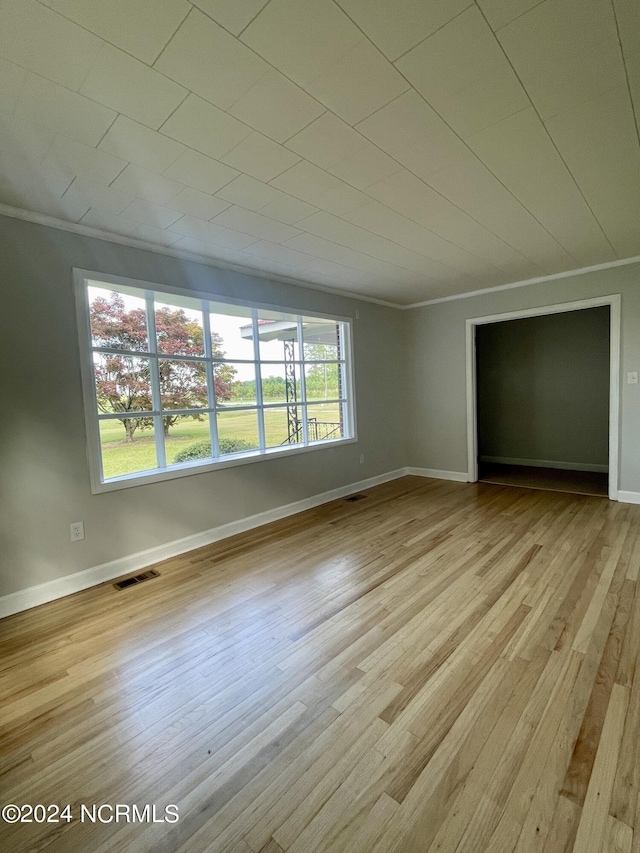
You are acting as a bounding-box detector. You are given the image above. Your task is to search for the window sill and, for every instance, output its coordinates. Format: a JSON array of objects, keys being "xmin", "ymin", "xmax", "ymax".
[{"xmin": 91, "ymin": 436, "xmax": 358, "ymax": 494}]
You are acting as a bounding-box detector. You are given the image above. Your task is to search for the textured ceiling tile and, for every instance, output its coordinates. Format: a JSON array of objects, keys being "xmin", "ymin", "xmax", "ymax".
[
  {"xmin": 134, "ymin": 224, "xmax": 183, "ymax": 246},
  {"xmin": 229, "ymin": 70, "xmax": 325, "ymax": 143},
  {"xmin": 433, "ymin": 70, "xmax": 528, "ymax": 138},
  {"xmin": 61, "ymin": 177, "xmax": 135, "ymax": 216},
  {"xmin": 216, "ymin": 175, "xmax": 284, "ymax": 211},
  {"xmin": 356, "ymin": 90, "xmax": 444, "ymax": 156},
  {"xmin": 15, "ymin": 188, "xmax": 90, "ymax": 222},
  {"xmin": 305, "ymin": 40, "xmax": 409, "ymax": 125},
  {"xmin": 160, "ymin": 94, "xmax": 252, "ymax": 159},
  {"xmin": 0, "ymin": 114, "xmax": 55, "ymax": 163},
  {"xmin": 221, "ymin": 132, "xmax": 301, "ymax": 182},
  {"xmin": 0, "ymin": 0, "xmax": 101, "ymax": 91},
  {"xmin": 395, "ymin": 125, "xmax": 475, "ymax": 179},
  {"xmin": 0, "ymin": 57, "xmax": 27, "ymax": 114},
  {"xmin": 368, "ymin": 168, "xmax": 537, "ymax": 270},
  {"xmin": 164, "ymin": 149, "xmax": 239, "ymax": 194},
  {"xmin": 41, "ymin": 0, "xmax": 191, "ymax": 65},
  {"xmin": 240, "ymin": 0, "xmax": 362, "ymax": 88},
  {"xmin": 544, "ymin": 86, "xmax": 640, "ymax": 257},
  {"xmin": 497, "ymin": 0, "xmax": 618, "ymax": 80},
  {"xmin": 155, "ymin": 9, "xmax": 268, "ymax": 110},
  {"xmin": 0, "ymin": 151, "xmax": 73, "ymax": 200},
  {"xmin": 476, "ymin": 0, "xmax": 546, "ymax": 31},
  {"xmin": 426, "ymin": 158, "xmax": 577, "ymax": 270},
  {"xmin": 269, "ymin": 161, "xmax": 343, "ymax": 202},
  {"xmin": 516, "ymin": 38, "xmax": 626, "ymax": 120},
  {"xmin": 213, "ymin": 205, "xmax": 302, "ymax": 242},
  {"xmin": 14, "ymin": 74, "xmax": 116, "ymax": 147},
  {"xmin": 343, "ymin": 201, "xmax": 425, "ymax": 242},
  {"xmin": 334, "ymin": 0, "xmax": 472, "ymax": 61},
  {"xmin": 295, "ymin": 210, "xmax": 373, "ymax": 248},
  {"xmin": 167, "ymin": 187, "xmax": 231, "ymax": 221},
  {"xmin": 99, "ymin": 116, "xmax": 185, "ymax": 174},
  {"xmin": 397, "ymin": 6, "xmax": 509, "ymax": 97},
  {"xmin": 327, "ymin": 142, "xmax": 403, "ymax": 190},
  {"xmin": 311, "ymin": 182, "xmax": 370, "ymax": 216},
  {"xmin": 190, "ymin": 0, "xmax": 271, "ymax": 36},
  {"xmin": 243, "ymin": 240, "xmax": 314, "ymax": 267},
  {"xmin": 286, "ymin": 113, "xmax": 368, "ymax": 170},
  {"xmin": 170, "ymin": 235, "xmax": 225, "ymax": 256},
  {"xmin": 122, "ymin": 199, "xmax": 182, "ymax": 229},
  {"xmin": 613, "ymin": 0, "xmax": 640, "ymax": 58},
  {"xmin": 466, "ymin": 107, "xmax": 615, "ymax": 264},
  {"xmin": 43, "ymin": 137, "xmax": 127, "ymax": 186},
  {"xmin": 80, "ymin": 208, "xmax": 143, "ymax": 237},
  {"xmin": 80, "ymin": 43, "xmax": 187, "ymax": 131},
  {"xmin": 110, "ymin": 164, "xmax": 184, "ymax": 205},
  {"xmin": 258, "ymin": 194, "xmax": 319, "ymax": 225},
  {"xmin": 169, "ymin": 215, "xmax": 225, "ymax": 241}
]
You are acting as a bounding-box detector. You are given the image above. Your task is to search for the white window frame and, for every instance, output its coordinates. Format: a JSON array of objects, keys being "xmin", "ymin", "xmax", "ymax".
[{"xmin": 74, "ymin": 269, "xmax": 357, "ymax": 494}]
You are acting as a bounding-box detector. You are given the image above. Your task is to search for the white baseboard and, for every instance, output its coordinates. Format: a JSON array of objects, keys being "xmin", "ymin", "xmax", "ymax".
[
  {"xmin": 0, "ymin": 469, "xmax": 407, "ymax": 619},
  {"xmin": 618, "ymin": 491, "xmax": 640, "ymax": 505},
  {"xmin": 406, "ymin": 467, "xmax": 470, "ymax": 482},
  {"xmin": 478, "ymin": 455, "xmax": 609, "ymax": 473}
]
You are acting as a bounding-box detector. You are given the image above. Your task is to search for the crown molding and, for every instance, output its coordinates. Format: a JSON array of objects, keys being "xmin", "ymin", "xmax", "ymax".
[
  {"xmin": 0, "ymin": 204, "xmax": 402, "ymax": 310},
  {"xmin": 400, "ymin": 254, "xmax": 640, "ymax": 309}
]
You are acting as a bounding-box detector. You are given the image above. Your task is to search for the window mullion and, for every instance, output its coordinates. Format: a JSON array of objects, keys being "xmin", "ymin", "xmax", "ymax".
[
  {"xmin": 202, "ymin": 304, "xmax": 220, "ymax": 459},
  {"xmin": 145, "ymin": 292, "xmax": 166, "ymax": 469},
  {"xmin": 252, "ymin": 308, "xmax": 266, "ymax": 453},
  {"xmin": 297, "ymin": 316, "xmax": 309, "ymax": 446}
]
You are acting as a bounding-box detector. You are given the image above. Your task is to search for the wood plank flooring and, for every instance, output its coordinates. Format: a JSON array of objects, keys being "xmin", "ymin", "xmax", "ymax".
[{"xmin": 1, "ymin": 475, "xmax": 640, "ymax": 853}]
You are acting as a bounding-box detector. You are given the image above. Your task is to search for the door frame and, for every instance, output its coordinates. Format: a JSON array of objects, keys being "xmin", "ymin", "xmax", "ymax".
[{"xmin": 465, "ymin": 294, "xmax": 621, "ymax": 500}]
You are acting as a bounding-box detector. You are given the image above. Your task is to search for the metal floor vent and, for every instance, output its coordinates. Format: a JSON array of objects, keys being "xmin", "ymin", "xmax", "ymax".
[
  {"xmin": 113, "ymin": 569, "xmax": 160, "ymax": 590},
  {"xmin": 345, "ymin": 494, "xmax": 367, "ymax": 502}
]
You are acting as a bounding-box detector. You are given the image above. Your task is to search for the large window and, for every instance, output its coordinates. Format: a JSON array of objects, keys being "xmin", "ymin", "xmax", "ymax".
[{"xmin": 75, "ymin": 271, "xmax": 355, "ymax": 492}]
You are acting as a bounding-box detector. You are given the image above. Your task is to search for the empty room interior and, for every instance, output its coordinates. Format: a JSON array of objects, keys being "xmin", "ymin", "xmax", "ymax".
[{"xmin": 1, "ymin": 2, "xmax": 640, "ymax": 852}]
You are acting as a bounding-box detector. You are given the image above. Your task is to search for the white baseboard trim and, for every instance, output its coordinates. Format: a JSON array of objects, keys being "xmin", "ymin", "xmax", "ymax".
[
  {"xmin": 406, "ymin": 467, "xmax": 470, "ymax": 482},
  {"xmin": 0, "ymin": 469, "xmax": 407, "ymax": 619},
  {"xmin": 618, "ymin": 491, "xmax": 640, "ymax": 505},
  {"xmin": 478, "ymin": 455, "xmax": 609, "ymax": 473}
]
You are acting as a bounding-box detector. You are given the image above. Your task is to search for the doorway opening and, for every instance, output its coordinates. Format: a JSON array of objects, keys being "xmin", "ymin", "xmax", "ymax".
[{"xmin": 466, "ymin": 296, "xmax": 620, "ymax": 500}]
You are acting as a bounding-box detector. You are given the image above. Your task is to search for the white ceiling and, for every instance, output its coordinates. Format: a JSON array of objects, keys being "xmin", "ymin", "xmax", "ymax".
[{"xmin": 0, "ymin": 0, "xmax": 638, "ymax": 306}]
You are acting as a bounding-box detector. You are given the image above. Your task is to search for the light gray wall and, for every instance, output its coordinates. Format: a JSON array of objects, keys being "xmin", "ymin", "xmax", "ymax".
[
  {"xmin": 475, "ymin": 307, "xmax": 610, "ymax": 469},
  {"xmin": 0, "ymin": 215, "xmax": 406, "ymax": 598},
  {"xmin": 405, "ymin": 262, "xmax": 640, "ymax": 490}
]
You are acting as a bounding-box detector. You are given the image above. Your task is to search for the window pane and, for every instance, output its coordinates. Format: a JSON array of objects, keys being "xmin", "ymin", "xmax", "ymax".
[
  {"xmin": 264, "ymin": 406, "xmax": 303, "ymax": 447},
  {"xmin": 257, "ymin": 309, "xmax": 301, "ymax": 360},
  {"xmin": 302, "ymin": 317, "xmax": 341, "ymax": 360},
  {"xmin": 155, "ymin": 297, "xmax": 204, "ymax": 357},
  {"xmin": 159, "ymin": 359, "xmax": 208, "ymax": 410},
  {"xmin": 216, "ymin": 409, "xmax": 260, "ymax": 454},
  {"xmin": 89, "ymin": 285, "xmax": 148, "ymax": 351},
  {"xmin": 214, "ymin": 362, "xmax": 252, "ymax": 405},
  {"xmin": 261, "ymin": 363, "xmax": 300, "ymax": 404},
  {"xmin": 304, "ymin": 362, "xmax": 341, "ymax": 401},
  {"xmin": 166, "ymin": 414, "xmax": 212, "ymax": 466},
  {"xmin": 226, "ymin": 363, "xmax": 257, "ymax": 406},
  {"xmin": 210, "ymin": 303, "xmax": 255, "ymax": 360},
  {"xmin": 306, "ymin": 402, "xmax": 344, "ymax": 441},
  {"xmin": 93, "ymin": 353, "xmax": 152, "ymax": 414},
  {"xmin": 100, "ymin": 417, "xmax": 157, "ymax": 478}
]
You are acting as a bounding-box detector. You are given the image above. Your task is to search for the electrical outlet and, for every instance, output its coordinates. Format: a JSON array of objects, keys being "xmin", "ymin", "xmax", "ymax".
[
  {"xmin": 359, "ymin": 453, "xmax": 365, "ymax": 464},
  {"xmin": 70, "ymin": 521, "xmax": 85, "ymax": 542},
  {"xmin": 628, "ymin": 372, "xmax": 638, "ymax": 384}
]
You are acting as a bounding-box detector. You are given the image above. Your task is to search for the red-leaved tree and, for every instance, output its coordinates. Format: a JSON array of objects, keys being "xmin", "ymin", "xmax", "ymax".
[{"xmin": 90, "ymin": 291, "xmax": 236, "ymax": 441}]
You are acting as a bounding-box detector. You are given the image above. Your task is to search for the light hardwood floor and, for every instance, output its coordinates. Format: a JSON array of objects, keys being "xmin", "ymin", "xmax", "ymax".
[{"xmin": 1, "ymin": 476, "xmax": 640, "ymax": 853}]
